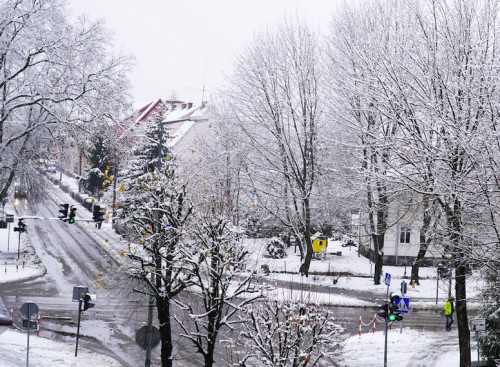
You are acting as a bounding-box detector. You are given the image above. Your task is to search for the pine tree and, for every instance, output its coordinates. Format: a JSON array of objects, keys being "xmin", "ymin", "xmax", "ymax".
[
  {"xmin": 118, "ymin": 103, "xmax": 194, "ymax": 367},
  {"xmin": 83, "ymin": 133, "xmax": 112, "ymax": 195},
  {"xmin": 479, "ymin": 267, "xmax": 500, "ymax": 363}
]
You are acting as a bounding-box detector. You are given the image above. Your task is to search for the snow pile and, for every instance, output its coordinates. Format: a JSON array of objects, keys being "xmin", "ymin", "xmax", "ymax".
[
  {"xmin": 0, "ymin": 328, "xmax": 121, "ymax": 367},
  {"xmin": 336, "ymin": 328, "xmax": 469, "ymax": 367}
]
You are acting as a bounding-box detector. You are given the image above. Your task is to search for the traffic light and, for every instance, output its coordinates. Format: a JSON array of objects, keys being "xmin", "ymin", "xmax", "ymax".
[
  {"xmin": 390, "ymin": 294, "xmax": 400, "ymax": 311},
  {"xmin": 58, "ymin": 203, "xmax": 69, "ymax": 220},
  {"xmin": 92, "ymin": 205, "xmax": 105, "ymax": 222},
  {"xmin": 389, "ymin": 312, "xmax": 403, "ymax": 322},
  {"xmin": 82, "ymin": 293, "xmax": 96, "ymax": 311},
  {"xmin": 68, "ymin": 206, "xmax": 77, "ymax": 224},
  {"xmin": 378, "ymin": 303, "xmax": 389, "ymax": 319},
  {"xmin": 386, "ymin": 293, "xmax": 404, "ymax": 322},
  {"xmin": 14, "ymin": 219, "xmax": 27, "ymax": 233}
]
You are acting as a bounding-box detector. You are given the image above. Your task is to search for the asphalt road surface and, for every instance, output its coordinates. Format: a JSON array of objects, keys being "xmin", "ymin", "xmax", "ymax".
[{"xmin": 0, "ymin": 191, "xmax": 152, "ymax": 366}]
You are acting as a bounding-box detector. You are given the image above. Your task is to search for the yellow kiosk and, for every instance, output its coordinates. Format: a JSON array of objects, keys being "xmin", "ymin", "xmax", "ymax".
[{"xmin": 311, "ymin": 233, "xmax": 328, "ymax": 256}]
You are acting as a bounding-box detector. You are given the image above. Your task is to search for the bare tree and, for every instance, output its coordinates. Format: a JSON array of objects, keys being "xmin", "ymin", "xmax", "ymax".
[
  {"xmin": 221, "ymin": 19, "xmax": 325, "ymax": 276},
  {"xmin": 237, "ymin": 300, "xmax": 342, "ymax": 367},
  {"xmin": 327, "ymin": 1, "xmax": 500, "ymax": 365},
  {"xmin": 174, "ymin": 202, "xmax": 261, "ymax": 367},
  {"xmin": 325, "ymin": 2, "xmax": 402, "ymax": 284},
  {"xmin": 0, "ymin": 0, "xmax": 131, "ymax": 200}
]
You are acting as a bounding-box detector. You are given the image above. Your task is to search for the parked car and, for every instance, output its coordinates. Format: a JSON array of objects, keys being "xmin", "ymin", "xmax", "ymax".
[
  {"xmin": 46, "ymin": 160, "xmax": 56, "ymax": 173},
  {"xmin": 341, "ymin": 236, "xmax": 357, "ymax": 247}
]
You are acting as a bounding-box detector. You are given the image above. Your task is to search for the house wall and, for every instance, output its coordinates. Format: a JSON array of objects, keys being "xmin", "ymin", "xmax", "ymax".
[{"xmin": 357, "ymin": 194, "xmax": 445, "ymax": 266}]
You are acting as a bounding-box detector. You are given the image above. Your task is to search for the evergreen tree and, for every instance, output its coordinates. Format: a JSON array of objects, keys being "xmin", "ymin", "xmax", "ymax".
[
  {"xmin": 479, "ymin": 267, "xmax": 500, "ymax": 363},
  {"xmin": 83, "ymin": 133, "xmax": 113, "ymax": 195},
  {"xmin": 118, "ymin": 103, "xmax": 194, "ymax": 367}
]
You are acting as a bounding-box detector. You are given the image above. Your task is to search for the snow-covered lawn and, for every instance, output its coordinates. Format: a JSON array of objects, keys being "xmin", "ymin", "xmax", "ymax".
[
  {"xmin": 0, "ymin": 328, "xmax": 121, "ymax": 367},
  {"xmin": 336, "ymin": 328, "xmax": 478, "ymax": 367},
  {"xmin": 245, "ymin": 237, "xmax": 483, "ymax": 307}
]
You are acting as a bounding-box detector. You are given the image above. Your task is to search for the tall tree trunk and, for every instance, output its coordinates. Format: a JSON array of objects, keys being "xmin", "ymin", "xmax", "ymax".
[
  {"xmin": 445, "ymin": 197, "xmax": 470, "ymax": 367},
  {"xmin": 455, "ymin": 261, "xmax": 470, "ymax": 367},
  {"xmin": 411, "ymin": 197, "xmax": 433, "ymax": 285},
  {"xmin": 410, "ymin": 242, "xmax": 427, "ymax": 286},
  {"xmin": 373, "ymin": 179, "xmax": 388, "ymax": 285},
  {"xmin": 373, "ymin": 233, "xmax": 383, "ymax": 285},
  {"xmin": 205, "ymin": 311, "xmax": 217, "ymax": 367},
  {"xmin": 157, "ymin": 298, "xmax": 173, "ymax": 367},
  {"xmin": 299, "ymin": 198, "xmax": 313, "ymax": 277}
]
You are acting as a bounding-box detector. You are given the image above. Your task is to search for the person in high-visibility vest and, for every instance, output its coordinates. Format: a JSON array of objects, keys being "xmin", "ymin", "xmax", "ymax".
[{"xmin": 444, "ymin": 297, "xmax": 455, "ymax": 331}]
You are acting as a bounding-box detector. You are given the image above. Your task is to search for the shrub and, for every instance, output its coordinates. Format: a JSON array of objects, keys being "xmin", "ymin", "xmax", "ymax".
[{"xmin": 264, "ymin": 238, "xmax": 287, "ymax": 259}]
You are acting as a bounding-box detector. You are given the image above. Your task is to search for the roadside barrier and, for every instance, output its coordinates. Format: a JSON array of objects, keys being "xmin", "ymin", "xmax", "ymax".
[
  {"xmin": 358, "ymin": 314, "xmax": 378, "ymax": 338},
  {"xmin": 358, "ymin": 314, "xmax": 393, "ymax": 338},
  {"xmin": 2, "ymin": 258, "xmax": 32, "ymax": 274}
]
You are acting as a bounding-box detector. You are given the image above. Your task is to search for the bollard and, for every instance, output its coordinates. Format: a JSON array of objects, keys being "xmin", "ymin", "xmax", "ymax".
[
  {"xmin": 372, "ymin": 313, "xmax": 376, "ymax": 333},
  {"xmin": 36, "ymin": 314, "xmax": 40, "ymax": 336},
  {"xmin": 359, "ymin": 316, "xmax": 362, "ymax": 338}
]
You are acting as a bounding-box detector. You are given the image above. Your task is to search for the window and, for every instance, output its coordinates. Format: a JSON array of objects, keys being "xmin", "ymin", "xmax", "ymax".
[{"xmin": 400, "ymin": 227, "xmax": 411, "ymax": 244}]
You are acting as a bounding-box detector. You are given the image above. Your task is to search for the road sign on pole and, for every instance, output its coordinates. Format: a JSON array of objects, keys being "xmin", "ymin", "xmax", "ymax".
[
  {"xmin": 20, "ymin": 302, "xmax": 39, "ymax": 320},
  {"xmin": 470, "ymin": 318, "xmax": 486, "ymax": 332},
  {"xmin": 20, "ymin": 301, "xmax": 39, "ymax": 367},
  {"xmin": 384, "ymin": 272, "xmax": 391, "ymax": 286},
  {"xmin": 395, "ymin": 297, "xmax": 410, "ymax": 313},
  {"xmin": 383, "ymin": 272, "xmax": 391, "ymax": 367},
  {"xmin": 72, "ymin": 286, "xmax": 88, "ymax": 302}
]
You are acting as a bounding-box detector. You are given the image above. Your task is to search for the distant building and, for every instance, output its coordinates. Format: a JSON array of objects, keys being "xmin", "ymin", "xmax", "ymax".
[{"xmin": 358, "ymin": 192, "xmax": 444, "ymax": 266}]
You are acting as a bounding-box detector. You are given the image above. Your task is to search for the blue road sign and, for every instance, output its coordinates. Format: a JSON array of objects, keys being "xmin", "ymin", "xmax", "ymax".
[
  {"xmin": 384, "ymin": 272, "xmax": 391, "ymax": 286},
  {"xmin": 395, "ymin": 297, "xmax": 410, "ymax": 313}
]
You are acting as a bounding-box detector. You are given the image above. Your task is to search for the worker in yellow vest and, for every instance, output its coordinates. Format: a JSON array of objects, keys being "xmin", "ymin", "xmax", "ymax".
[{"xmin": 444, "ymin": 297, "xmax": 455, "ymax": 331}]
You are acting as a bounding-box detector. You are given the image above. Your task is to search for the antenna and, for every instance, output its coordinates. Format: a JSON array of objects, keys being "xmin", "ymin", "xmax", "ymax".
[{"xmin": 201, "ymin": 53, "xmax": 208, "ymax": 106}]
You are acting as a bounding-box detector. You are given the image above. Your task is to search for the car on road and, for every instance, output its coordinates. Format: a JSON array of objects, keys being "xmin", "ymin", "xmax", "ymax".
[{"xmin": 14, "ymin": 182, "xmax": 28, "ymax": 199}]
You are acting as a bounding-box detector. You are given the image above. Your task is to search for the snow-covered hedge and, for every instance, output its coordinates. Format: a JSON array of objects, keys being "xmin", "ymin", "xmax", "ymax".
[{"xmin": 264, "ymin": 238, "xmax": 287, "ymax": 259}]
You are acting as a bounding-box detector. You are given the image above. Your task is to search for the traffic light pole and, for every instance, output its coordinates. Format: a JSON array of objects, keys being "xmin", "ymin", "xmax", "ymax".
[
  {"xmin": 384, "ymin": 285, "xmax": 389, "ymax": 367},
  {"xmin": 400, "ymin": 282, "xmax": 406, "ymax": 334},
  {"xmin": 75, "ymin": 297, "xmax": 82, "ymax": 357},
  {"xmin": 17, "ymin": 228, "xmax": 21, "ymax": 260}
]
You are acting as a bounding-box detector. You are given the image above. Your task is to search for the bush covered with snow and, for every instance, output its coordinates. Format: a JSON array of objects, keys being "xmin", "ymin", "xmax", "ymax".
[{"xmin": 264, "ymin": 238, "xmax": 287, "ymax": 259}]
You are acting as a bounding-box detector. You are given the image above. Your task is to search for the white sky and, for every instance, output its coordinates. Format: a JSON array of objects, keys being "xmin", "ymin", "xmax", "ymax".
[{"xmin": 66, "ymin": 0, "xmax": 341, "ymax": 107}]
